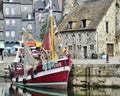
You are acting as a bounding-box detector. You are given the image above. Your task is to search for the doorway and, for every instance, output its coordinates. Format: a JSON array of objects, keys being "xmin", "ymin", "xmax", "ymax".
[
  {"xmin": 107, "ymin": 44, "xmax": 114, "ymax": 57},
  {"xmin": 83, "ymin": 46, "xmax": 87, "ymax": 58}
]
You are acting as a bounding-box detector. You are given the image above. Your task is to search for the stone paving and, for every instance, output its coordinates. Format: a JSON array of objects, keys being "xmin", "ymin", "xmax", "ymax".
[
  {"xmin": 0, "ymin": 56, "xmax": 15, "ymax": 78},
  {"xmin": 72, "ymin": 57, "xmax": 120, "ymax": 64},
  {"xmin": 1, "ymin": 56, "xmax": 120, "ymax": 68}
]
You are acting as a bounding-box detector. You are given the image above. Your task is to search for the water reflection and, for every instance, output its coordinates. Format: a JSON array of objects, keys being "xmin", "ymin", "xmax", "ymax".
[
  {"xmin": 68, "ymin": 87, "xmax": 120, "ymax": 96},
  {"xmin": 1, "ymin": 82, "xmax": 120, "ymax": 96},
  {"xmin": 9, "ymin": 84, "xmax": 68, "ymax": 96}
]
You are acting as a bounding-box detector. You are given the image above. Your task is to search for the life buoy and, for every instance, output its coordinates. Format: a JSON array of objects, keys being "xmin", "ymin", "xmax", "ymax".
[{"xmin": 23, "ymin": 79, "xmax": 26, "ymax": 84}]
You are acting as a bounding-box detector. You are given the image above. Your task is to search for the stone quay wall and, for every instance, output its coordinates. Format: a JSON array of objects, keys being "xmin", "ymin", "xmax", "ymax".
[{"xmin": 69, "ymin": 58, "xmax": 120, "ymax": 88}]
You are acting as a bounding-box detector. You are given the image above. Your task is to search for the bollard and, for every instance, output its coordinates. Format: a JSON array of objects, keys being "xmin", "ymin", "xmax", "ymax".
[
  {"xmin": 106, "ymin": 54, "xmax": 109, "ymax": 63},
  {"xmin": 1, "ymin": 55, "xmax": 3, "ymax": 60}
]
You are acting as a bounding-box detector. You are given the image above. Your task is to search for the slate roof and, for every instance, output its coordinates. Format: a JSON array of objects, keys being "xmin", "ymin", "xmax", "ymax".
[
  {"xmin": 21, "ymin": 0, "xmax": 33, "ymax": 4},
  {"xmin": 58, "ymin": 0, "xmax": 114, "ymax": 31},
  {"xmin": 3, "ymin": 0, "xmax": 21, "ymax": 3}
]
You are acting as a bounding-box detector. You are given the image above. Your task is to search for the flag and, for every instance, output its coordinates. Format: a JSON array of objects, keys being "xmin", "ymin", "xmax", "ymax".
[{"xmin": 42, "ymin": 30, "xmax": 51, "ymax": 50}]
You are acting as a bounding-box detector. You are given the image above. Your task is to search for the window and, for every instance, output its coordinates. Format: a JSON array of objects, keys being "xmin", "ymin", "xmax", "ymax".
[
  {"xmin": 68, "ymin": 45, "xmax": 72, "ymax": 50},
  {"xmin": 90, "ymin": 44, "xmax": 94, "ymax": 50},
  {"xmin": 0, "ymin": 32, "xmax": 3, "ymax": 36},
  {"xmin": 77, "ymin": 45, "xmax": 81, "ymax": 50},
  {"xmin": 82, "ymin": 19, "xmax": 86, "ymax": 28},
  {"xmin": 53, "ymin": 4, "xmax": 56, "ymax": 10},
  {"xmin": 11, "ymin": 8, "xmax": 15, "ymax": 15},
  {"xmin": 6, "ymin": 31, "xmax": 10, "ymax": 37},
  {"xmin": 106, "ymin": 21, "xmax": 109, "ymax": 33},
  {"xmin": 5, "ymin": 7, "xmax": 9, "ymax": 15},
  {"xmin": 11, "ymin": 19, "xmax": 15, "ymax": 26},
  {"xmin": 38, "ymin": 13, "xmax": 42, "ymax": 21},
  {"xmin": 0, "ymin": 25, "xmax": 4, "ymax": 30},
  {"xmin": 6, "ymin": 19, "xmax": 10, "ymax": 25},
  {"xmin": 27, "ymin": 24, "xmax": 32, "ymax": 30},
  {"xmin": 79, "ymin": 34, "xmax": 81, "ymax": 42},
  {"xmin": 11, "ymin": 31, "xmax": 15, "ymax": 37},
  {"xmin": 24, "ymin": 7, "xmax": 27, "ymax": 11}
]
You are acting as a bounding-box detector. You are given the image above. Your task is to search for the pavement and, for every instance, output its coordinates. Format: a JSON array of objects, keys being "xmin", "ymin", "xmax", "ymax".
[
  {"xmin": 72, "ymin": 57, "xmax": 120, "ymax": 65},
  {"xmin": 1, "ymin": 55, "xmax": 120, "ymax": 65}
]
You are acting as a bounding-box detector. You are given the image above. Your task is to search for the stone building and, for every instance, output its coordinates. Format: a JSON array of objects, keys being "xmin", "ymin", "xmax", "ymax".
[
  {"xmin": 3, "ymin": 0, "xmax": 22, "ymax": 46},
  {"xmin": 21, "ymin": 0, "xmax": 35, "ymax": 41},
  {"xmin": 58, "ymin": 0, "xmax": 116, "ymax": 59},
  {"xmin": 34, "ymin": 0, "xmax": 62, "ymax": 41},
  {"xmin": 2, "ymin": 0, "xmax": 63, "ymax": 45},
  {"xmin": 0, "ymin": 12, "xmax": 4, "ymax": 59},
  {"xmin": 116, "ymin": 0, "xmax": 120, "ymax": 56}
]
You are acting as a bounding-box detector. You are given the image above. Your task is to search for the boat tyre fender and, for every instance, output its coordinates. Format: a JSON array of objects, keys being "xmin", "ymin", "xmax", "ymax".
[
  {"xmin": 10, "ymin": 72, "xmax": 13, "ymax": 80},
  {"xmin": 16, "ymin": 77, "xmax": 18, "ymax": 82},
  {"xmin": 23, "ymin": 88, "xmax": 26, "ymax": 93},
  {"xmin": 23, "ymin": 79, "xmax": 26, "ymax": 84},
  {"xmin": 31, "ymin": 73, "xmax": 34, "ymax": 79},
  {"xmin": 16, "ymin": 87, "xmax": 18, "ymax": 92},
  {"xmin": 34, "ymin": 70, "xmax": 37, "ymax": 75}
]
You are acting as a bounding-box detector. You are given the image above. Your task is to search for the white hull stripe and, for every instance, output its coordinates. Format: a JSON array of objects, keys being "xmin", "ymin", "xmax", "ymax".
[
  {"xmin": 13, "ymin": 66, "xmax": 70, "ymax": 82},
  {"xmin": 15, "ymin": 82, "xmax": 67, "ymax": 86}
]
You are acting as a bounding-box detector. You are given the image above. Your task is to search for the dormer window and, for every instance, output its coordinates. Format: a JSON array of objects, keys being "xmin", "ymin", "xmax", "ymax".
[
  {"xmin": 82, "ymin": 19, "xmax": 86, "ymax": 28},
  {"xmin": 53, "ymin": 4, "xmax": 56, "ymax": 10},
  {"xmin": 81, "ymin": 19, "xmax": 91, "ymax": 28},
  {"xmin": 68, "ymin": 18, "xmax": 78, "ymax": 29},
  {"xmin": 27, "ymin": 14, "xmax": 32, "ymax": 19},
  {"xmin": 68, "ymin": 21, "xmax": 73, "ymax": 29}
]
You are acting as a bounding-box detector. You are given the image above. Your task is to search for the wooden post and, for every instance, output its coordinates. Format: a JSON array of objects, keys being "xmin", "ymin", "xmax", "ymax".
[{"xmin": 86, "ymin": 67, "xmax": 90, "ymax": 89}]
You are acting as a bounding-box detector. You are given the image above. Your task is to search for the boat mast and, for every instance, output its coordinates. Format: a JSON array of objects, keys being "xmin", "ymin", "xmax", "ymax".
[{"xmin": 49, "ymin": 0, "xmax": 55, "ymax": 60}]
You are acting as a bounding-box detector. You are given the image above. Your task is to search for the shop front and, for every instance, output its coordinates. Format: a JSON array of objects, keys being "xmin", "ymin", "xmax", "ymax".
[{"xmin": 0, "ymin": 41, "xmax": 5, "ymax": 60}]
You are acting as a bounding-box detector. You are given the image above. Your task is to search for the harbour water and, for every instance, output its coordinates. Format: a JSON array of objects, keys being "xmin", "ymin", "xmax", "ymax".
[
  {"xmin": 1, "ymin": 82, "xmax": 120, "ymax": 96},
  {"xmin": 0, "ymin": 57, "xmax": 120, "ymax": 96}
]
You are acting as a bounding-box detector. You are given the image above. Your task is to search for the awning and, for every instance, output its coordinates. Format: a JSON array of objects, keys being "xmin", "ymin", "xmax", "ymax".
[
  {"xmin": 25, "ymin": 41, "xmax": 42, "ymax": 47},
  {"xmin": 35, "ymin": 42, "xmax": 42, "ymax": 47},
  {"xmin": 26, "ymin": 41, "xmax": 36, "ymax": 47}
]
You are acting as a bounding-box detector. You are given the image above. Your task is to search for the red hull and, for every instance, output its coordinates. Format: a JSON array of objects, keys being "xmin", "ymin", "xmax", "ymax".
[{"xmin": 11, "ymin": 55, "xmax": 72, "ymax": 89}]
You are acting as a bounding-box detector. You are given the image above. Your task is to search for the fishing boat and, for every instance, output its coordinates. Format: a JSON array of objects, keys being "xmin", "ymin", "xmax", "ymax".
[{"xmin": 9, "ymin": 0, "xmax": 72, "ymax": 89}]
